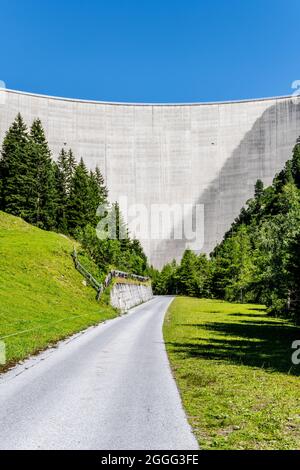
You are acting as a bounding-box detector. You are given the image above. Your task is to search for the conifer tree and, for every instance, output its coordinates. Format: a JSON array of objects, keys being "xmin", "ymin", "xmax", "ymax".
[
  {"xmin": 27, "ymin": 119, "xmax": 57, "ymax": 229},
  {"xmin": 88, "ymin": 166, "xmax": 108, "ymax": 226},
  {"xmin": 55, "ymin": 148, "xmax": 77, "ymax": 232},
  {"xmin": 66, "ymin": 149, "xmax": 77, "ymax": 193},
  {"xmin": 94, "ymin": 166, "xmax": 108, "ymax": 202},
  {"xmin": 291, "ymin": 139, "xmax": 300, "ymax": 188},
  {"xmin": 55, "ymin": 149, "xmax": 70, "ymax": 232},
  {"xmin": 254, "ymin": 179, "xmax": 264, "ymax": 199},
  {"xmin": 0, "ymin": 114, "xmax": 30, "ymax": 217},
  {"xmin": 176, "ymin": 249, "xmax": 199, "ymax": 296},
  {"xmin": 67, "ymin": 158, "xmax": 91, "ymax": 234},
  {"xmin": 284, "ymin": 160, "xmax": 294, "ymax": 184},
  {"xmin": 56, "ymin": 148, "xmax": 68, "ymax": 188},
  {"xmin": 88, "ymin": 171, "xmax": 102, "ymax": 227},
  {"xmin": 113, "ymin": 201, "xmax": 130, "ymax": 246}
]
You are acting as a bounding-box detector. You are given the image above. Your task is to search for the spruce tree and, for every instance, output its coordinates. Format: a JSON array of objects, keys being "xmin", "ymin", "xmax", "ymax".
[
  {"xmin": 55, "ymin": 148, "xmax": 77, "ymax": 232},
  {"xmin": 94, "ymin": 166, "xmax": 108, "ymax": 202},
  {"xmin": 66, "ymin": 149, "xmax": 77, "ymax": 193},
  {"xmin": 291, "ymin": 138, "xmax": 300, "ymax": 188},
  {"xmin": 88, "ymin": 166, "xmax": 108, "ymax": 226},
  {"xmin": 284, "ymin": 160, "xmax": 294, "ymax": 184},
  {"xmin": 56, "ymin": 149, "xmax": 71, "ymax": 232},
  {"xmin": 254, "ymin": 179, "xmax": 264, "ymax": 199},
  {"xmin": 56, "ymin": 148, "xmax": 68, "ymax": 190},
  {"xmin": 253, "ymin": 179, "xmax": 265, "ymax": 215},
  {"xmin": 88, "ymin": 171, "xmax": 101, "ymax": 227},
  {"xmin": 0, "ymin": 114, "xmax": 30, "ymax": 217},
  {"xmin": 67, "ymin": 158, "xmax": 91, "ymax": 234},
  {"xmin": 113, "ymin": 201, "xmax": 129, "ymax": 244},
  {"xmin": 176, "ymin": 249, "xmax": 199, "ymax": 296},
  {"xmin": 27, "ymin": 119, "xmax": 57, "ymax": 229}
]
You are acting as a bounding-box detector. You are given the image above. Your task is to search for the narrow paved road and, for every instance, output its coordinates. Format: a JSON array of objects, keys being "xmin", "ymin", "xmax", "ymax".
[{"xmin": 0, "ymin": 296, "xmax": 198, "ymax": 450}]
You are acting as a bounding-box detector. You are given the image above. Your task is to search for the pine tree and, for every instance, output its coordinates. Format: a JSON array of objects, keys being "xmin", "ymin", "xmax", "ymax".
[
  {"xmin": 88, "ymin": 166, "xmax": 108, "ymax": 227},
  {"xmin": 27, "ymin": 119, "xmax": 57, "ymax": 229},
  {"xmin": 114, "ymin": 201, "xmax": 130, "ymax": 245},
  {"xmin": 66, "ymin": 149, "xmax": 77, "ymax": 193},
  {"xmin": 128, "ymin": 238, "xmax": 148, "ymax": 275},
  {"xmin": 88, "ymin": 171, "xmax": 101, "ymax": 227},
  {"xmin": 284, "ymin": 160, "xmax": 294, "ymax": 184},
  {"xmin": 291, "ymin": 139, "xmax": 300, "ymax": 188},
  {"xmin": 274, "ymin": 168, "xmax": 290, "ymax": 193},
  {"xmin": 254, "ymin": 179, "xmax": 264, "ymax": 199},
  {"xmin": 67, "ymin": 158, "xmax": 91, "ymax": 234},
  {"xmin": 55, "ymin": 149, "xmax": 71, "ymax": 232},
  {"xmin": 56, "ymin": 148, "xmax": 68, "ymax": 189},
  {"xmin": 55, "ymin": 148, "xmax": 77, "ymax": 232},
  {"xmin": 94, "ymin": 166, "xmax": 108, "ymax": 202},
  {"xmin": 177, "ymin": 249, "xmax": 199, "ymax": 296},
  {"xmin": 253, "ymin": 179, "xmax": 265, "ymax": 215},
  {"xmin": 0, "ymin": 114, "xmax": 30, "ymax": 217}
]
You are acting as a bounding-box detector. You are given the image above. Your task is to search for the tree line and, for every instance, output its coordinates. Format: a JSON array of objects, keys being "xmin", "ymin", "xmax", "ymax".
[
  {"xmin": 153, "ymin": 138, "xmax": 300, "ymax": 323},
  {"xmin": 0, "ymin": 114, "xmax": 149, "ymax": 278}
]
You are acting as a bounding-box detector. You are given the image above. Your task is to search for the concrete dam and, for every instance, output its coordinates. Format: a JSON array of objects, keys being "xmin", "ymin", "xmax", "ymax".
[{"xmin": 0, "ymin": 89, "xmax": 300, "ymax": 268}]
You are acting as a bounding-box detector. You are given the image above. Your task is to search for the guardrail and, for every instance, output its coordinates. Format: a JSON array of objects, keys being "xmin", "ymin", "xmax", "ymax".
[
  {"xmin": 72, "ymin": 248, "xmax": 150, "ymax": 301},
  {"xmin": 72, "ymin": 248, "xmax": 103, "ymax": 300}
]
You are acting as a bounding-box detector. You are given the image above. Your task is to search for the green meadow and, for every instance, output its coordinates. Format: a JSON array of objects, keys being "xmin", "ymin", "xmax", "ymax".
[
  {"xmin": 0, "ymin": 211, "xmax": 117, "ymax": 370},
  {"xmin": 164, "ymin": 297, "xmax": 300, "ymax": 450}
]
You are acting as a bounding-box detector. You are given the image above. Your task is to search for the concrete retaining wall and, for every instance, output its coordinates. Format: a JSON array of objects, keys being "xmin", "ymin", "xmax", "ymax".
[{"xmin": 110, "ymin": 283, "xmax": 153, "ymax": 312}]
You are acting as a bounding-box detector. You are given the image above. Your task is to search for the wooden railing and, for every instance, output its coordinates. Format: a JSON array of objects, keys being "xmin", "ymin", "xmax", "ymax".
[{"xmin": 72, "ymin": 248, "xmax": 149, "ymax": 301}]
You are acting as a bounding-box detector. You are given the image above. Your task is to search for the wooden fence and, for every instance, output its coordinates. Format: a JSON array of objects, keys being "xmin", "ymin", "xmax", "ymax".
[{"xmin": 72, "ymin": 248, "xmax": 149, "ymax": 301}]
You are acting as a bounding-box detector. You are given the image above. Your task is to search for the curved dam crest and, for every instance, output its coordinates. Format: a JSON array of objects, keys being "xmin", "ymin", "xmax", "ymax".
[{"xmin": 0, "ymin": 89, "xmax": 300, "ymax": 267}]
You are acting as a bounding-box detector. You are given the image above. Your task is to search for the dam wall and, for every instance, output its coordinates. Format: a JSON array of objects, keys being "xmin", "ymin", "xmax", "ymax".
[{"xmin": 0, "ymin": 89, "xmax": 300, "ymax": 267}]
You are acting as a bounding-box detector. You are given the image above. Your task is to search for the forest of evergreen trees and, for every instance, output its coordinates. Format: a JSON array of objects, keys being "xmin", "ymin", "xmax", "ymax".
[
  {"xmin": 153, "ymin": 138, "xmax": 300, "ymax": 324},
  {"xmin": 0, "ymin": 114, "xmax": 149, "ymax": 278}
]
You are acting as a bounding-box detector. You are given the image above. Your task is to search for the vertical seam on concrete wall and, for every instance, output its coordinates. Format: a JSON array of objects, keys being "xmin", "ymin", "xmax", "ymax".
[
  {"xmin": 275, "ymin": 99, "xmax": 278, "ymax": 169},
  {"xmin": 216, "ymin": 103, "xmax": 221, "ymax": 245},
  {"xmin": 134, "ymin": 105, "xmax": 137, "ymax": 203},
  {"xmin": 104, "ymin": 105, "xmax": 108, "ymax": 185}
]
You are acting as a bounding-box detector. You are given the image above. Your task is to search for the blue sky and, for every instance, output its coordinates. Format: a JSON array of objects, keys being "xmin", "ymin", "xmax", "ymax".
[{"xmin": 1, "ymin": 0, "xmax": 300, "ymax": 103}]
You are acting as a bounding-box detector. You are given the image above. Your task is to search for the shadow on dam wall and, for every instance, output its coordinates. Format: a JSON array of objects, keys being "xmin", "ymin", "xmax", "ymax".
[{"xmin": 153, "ymin": 98, "xmax": 300, "ymax": 268}]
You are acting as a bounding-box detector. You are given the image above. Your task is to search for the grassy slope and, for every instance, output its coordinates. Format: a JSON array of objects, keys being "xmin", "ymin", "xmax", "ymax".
[
  {"xmin": 0, "ymin": 211, "xmax": 117, "ymax": 371},
  {"xmin": 164, "ymin": 297, "xmax": 300, "ymax": 450}
]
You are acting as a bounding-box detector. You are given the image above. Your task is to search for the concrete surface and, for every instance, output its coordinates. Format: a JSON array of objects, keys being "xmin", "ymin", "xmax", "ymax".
[
  {"xmin": 1, "ymin": 89, "xmax": 300, "ymax": 267},
  {"xmin": 110, "ymin": 282, "xmax": 153, "ymax": 312},
  {"xmin": 0, "ymin": 296, "xmax": 198, "ymax": 450}
]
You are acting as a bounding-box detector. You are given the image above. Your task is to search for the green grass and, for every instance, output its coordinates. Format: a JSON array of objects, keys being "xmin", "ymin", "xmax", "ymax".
[
  {"xmin": 0, "ymin": 211, "xmax": 117, "ymax": 371},
  {"xmin": 164, "ymin": 297, "xmax": 300, "ymax": 450},
  {"xmin": 112, "ymin": 277, "xmax": 151, "ymax": 287}
]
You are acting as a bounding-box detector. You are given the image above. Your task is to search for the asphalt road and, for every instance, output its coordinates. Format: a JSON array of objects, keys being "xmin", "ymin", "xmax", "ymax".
[{"xmin": 0, "ymin": 296, "xmax": 198, "ymax": 450}]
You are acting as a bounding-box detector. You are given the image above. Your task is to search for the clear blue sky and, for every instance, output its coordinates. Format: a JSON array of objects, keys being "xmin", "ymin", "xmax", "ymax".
[{"xmin": 1, "ymin": 0, "xmax": 300, "ymax": 103}]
